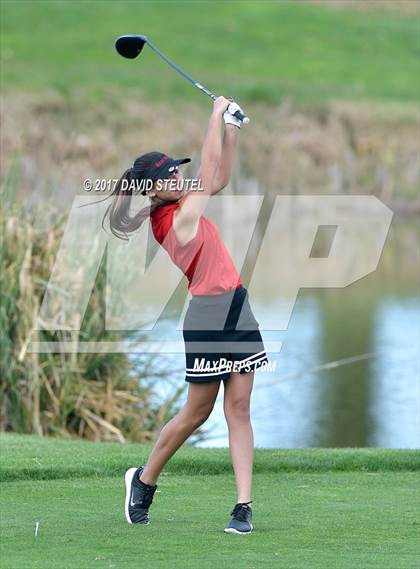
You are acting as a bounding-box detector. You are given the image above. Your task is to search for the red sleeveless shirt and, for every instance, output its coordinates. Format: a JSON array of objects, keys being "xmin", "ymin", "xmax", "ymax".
[{"xmin": 150, "ymin": 202, "xmax": 242, "ymax": 296}]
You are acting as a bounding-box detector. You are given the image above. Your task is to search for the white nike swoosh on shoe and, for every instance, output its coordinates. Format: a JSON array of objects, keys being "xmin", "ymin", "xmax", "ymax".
[{"xmin": 130, "ymin": 488, "xmax": 136, "ymax": 507}]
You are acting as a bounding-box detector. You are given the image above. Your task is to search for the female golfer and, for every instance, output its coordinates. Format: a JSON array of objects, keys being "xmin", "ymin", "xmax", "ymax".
[{"xmin": 104, "ymin": 96, "xmax": 268, "ymax": 534}]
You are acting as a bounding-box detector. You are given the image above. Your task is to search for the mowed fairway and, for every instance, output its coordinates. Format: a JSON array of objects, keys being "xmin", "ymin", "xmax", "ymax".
[
  {"xmin": 1, "ymin": 435, "xmax": 419, "ymax": 569},
  {"xmin": 1, "ymin": 0, "xmax": 418, "ymax": 104}
]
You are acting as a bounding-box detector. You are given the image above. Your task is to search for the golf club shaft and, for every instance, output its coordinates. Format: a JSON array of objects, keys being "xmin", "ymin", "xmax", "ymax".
[{"xmin": 146, "ymin": 39, "xmax": 249, "ymax": 124}]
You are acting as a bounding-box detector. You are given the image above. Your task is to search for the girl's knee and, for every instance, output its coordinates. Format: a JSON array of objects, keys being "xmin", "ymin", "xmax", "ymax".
[
  {"xmin": 224, "ymin": 398, "xmax": 251, "ymax": 422},
  {"xmin": 183, "ymin": 402, "xmax": 214, "ymax": 429}
]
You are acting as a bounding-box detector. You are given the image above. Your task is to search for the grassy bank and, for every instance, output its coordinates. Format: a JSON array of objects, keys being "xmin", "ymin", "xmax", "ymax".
[
  {"xmin": 2, "ymin": 93, "xmax": 419, "ymax": 210},
  {"xmin": 1, "ymin": 1, "xmax": 419, "ymax": 206},
  {"xmin": 1, "ymin": 435, "xmax": 419, "ymax": 569},
  {"xmin": 1, "ymin": 433, "xmax": 419, "ymax": 482},
  {"xmin": 1, "ymin": 1, "xmax": 418, "ymax": 104}
]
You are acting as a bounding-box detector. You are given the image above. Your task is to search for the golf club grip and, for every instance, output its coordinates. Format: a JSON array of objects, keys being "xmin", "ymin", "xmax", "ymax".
[{"xmin": 233, "ymin": 110, "xmax": 250, "ymax": 124}]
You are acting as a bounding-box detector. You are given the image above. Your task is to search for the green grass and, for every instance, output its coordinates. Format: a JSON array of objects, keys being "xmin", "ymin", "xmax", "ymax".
[
  {"xmin": 1, "ymin": 434, "xmax": 419, "ymax": 482},
  {"xmin": 2, "ymin": 472, "xmax": 419, "ymax": 569},
  {"xmin": 1, "ymin": 435, "xmax": 419, "ymax": 568},
  {"xmin": 1, "ymin": 0, "xmax": 419, "ymax": 104}
]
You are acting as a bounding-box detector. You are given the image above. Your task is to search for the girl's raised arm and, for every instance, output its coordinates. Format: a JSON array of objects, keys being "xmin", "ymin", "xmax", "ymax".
[{"xmin": 173, "ymin": 96, "xmax": 231, "ymax": 245}]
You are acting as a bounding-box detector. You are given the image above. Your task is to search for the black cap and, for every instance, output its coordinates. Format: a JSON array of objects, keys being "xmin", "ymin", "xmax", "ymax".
[{"xmin": 143, "ymin": 153, "xmax": 191, "ymax": 182}]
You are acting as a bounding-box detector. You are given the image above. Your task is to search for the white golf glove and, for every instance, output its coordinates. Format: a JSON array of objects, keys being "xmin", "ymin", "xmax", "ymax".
[{"xmin": 223, "ymin": 102, "xmax": 245, "ymax": 129}]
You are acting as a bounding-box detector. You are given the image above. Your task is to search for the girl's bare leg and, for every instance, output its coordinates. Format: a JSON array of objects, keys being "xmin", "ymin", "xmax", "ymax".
[
  {"xmin": 140, "ymin": 380, "xmax": 221, "ymax": 486},
  {"xmin": 223, "ymin": 371, "xmax": 254, "ymax": 503}
]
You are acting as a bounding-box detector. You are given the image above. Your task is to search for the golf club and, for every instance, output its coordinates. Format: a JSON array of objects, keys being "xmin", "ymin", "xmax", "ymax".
[{"xmin": 115, "ymin": 34, "xmax": 250, "ymax": 124}]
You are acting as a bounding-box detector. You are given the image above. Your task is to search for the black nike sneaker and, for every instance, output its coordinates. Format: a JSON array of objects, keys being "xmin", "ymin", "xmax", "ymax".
[
  {"xmin": 224, "ymin": 502, "xmax": 253, "ymax": 534},
  {"xmin": 124, "ymin": 466, "xmax": 158, "ymax": 525}
]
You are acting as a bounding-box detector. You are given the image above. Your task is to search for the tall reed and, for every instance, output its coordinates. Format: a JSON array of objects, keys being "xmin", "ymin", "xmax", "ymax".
[{"xmin": 0, "ymin": 171, "xmax": 185, "ymax": 443}]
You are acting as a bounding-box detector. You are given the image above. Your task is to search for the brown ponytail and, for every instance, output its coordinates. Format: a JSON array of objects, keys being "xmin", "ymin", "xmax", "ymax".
[
  {"xmin": 101, "ymin": 168, "xmax": 149, "ymax": 241},
  {"xmin": 98, "ymin": 151, "xmax": 164, "ymax": 241}
]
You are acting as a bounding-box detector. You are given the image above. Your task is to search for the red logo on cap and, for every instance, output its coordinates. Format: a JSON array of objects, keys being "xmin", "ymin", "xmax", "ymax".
[{"xmin": 155, "ymin": 155, "xmax": 169, "ymax": 168}]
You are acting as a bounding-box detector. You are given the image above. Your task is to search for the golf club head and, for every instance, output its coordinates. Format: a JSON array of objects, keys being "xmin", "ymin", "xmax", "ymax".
[{"xmin": 115, "ymin": 35, "xmax": 147, "ymax": 59}]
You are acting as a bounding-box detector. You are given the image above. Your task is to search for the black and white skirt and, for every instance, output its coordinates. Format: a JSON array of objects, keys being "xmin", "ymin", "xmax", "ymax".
[{"xmin": 183, "ymin": 285, "xmax": 269, "ymax": 383}]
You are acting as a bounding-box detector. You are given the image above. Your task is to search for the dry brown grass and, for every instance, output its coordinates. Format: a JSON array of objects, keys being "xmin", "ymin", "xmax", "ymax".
[
  {"xmin": 245, "ymin": 100, "xmax": 419, "ymax": 205},
  {"xmin": 1, "ymin": 93, "xmax": 418, "ymax": 215}
]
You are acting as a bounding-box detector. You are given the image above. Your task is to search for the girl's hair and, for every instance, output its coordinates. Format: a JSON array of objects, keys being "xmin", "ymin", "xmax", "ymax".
[{"xmin": 102, "ymin": 152, "xmax": 164, "ymax": 241}]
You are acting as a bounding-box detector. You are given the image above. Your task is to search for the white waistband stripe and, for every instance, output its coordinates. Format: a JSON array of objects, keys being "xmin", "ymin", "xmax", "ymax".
[{"xmin": 186, "ymin": 368, "xmax": 231, "ymax": 377}]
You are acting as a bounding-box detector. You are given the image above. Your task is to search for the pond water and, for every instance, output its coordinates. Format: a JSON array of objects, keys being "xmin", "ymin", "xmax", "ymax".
[{"xmin": 136, "ymin": 211, "xmax": 419, "ymax": 449}]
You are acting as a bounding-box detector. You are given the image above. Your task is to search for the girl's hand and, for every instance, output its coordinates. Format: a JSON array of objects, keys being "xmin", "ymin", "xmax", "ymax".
[
  {"xmin": 223, "ymin": 101, "xmax": 245, "ymax": 129},
  {"xmin": 212, "ymin": 96, "xmax": 231, "ymax": 117}
]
